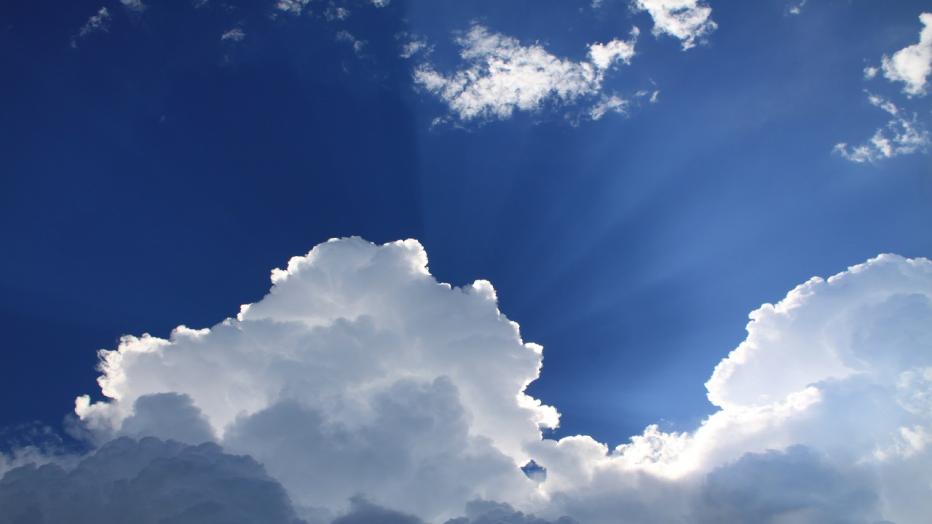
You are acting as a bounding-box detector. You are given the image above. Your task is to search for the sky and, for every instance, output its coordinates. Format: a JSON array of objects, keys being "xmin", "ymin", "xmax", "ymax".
[{"xmin": 1, "ymin": 1, "xmax": 931, "ymax": 523}]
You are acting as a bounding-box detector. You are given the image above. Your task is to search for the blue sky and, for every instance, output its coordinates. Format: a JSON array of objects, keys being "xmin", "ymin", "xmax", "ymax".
[{"xmin": 1, "ymin": 1, "xmax": 932, "ymax": 522}]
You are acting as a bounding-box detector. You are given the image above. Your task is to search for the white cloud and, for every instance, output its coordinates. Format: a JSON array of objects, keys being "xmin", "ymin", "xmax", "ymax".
[
  {"xmin": 73, "ymin": 238, "xmax": 555, "ymax": 521},
  {"xmin": 371, "ymin": 0, "xmax": 390, "ymax": 7},
  {"xmin": 0, "ymin": 424, "xmax": 69, "ymax": 479},
  {"xmin": 276, "ymin": 0, "xmax": 312, "ymax": 15},
  {"xmin": 221, "ymin": 27, "xmax": 246, "ymax": 42},
  {"xmin": 325, "ymin": 6, "xmax": 351, "ymax": 21},
  {"xmin": 787, "ymin": 0, "xmax": 807, "ymax": 16},
  {"xmin": 71, "ymin": 7, "xmax": 111, "ymax": 48},
  {"xmin": 3, "ymin": 239, "xmax": 931, "ymax": 523},
  {"xmin": 632, "ymin": 0, "xmax": 717, "ymax": 50},
  {"xmin": 834, "ymin": 93, "xmax": 929, "ymax": 163},
  {"xmin": 588, "ymin": 29, "xmax": 639, "ymax": 69},
  {"xmin": 400, "ymin": 38, "xmax": 430, "ymax": 59},
  {"xmin": 864, "ymin": 66, "xmax": 879, "ymax": 80},
  {"xmin": 413, "ymin": 25, "xmax": 639, "ymax": 122},
  {"xmin": 589, "ymin": 95, "xmax": 629, "ymax": 120},
  {"xmin": 336, "ymin": 31, "xmax": 366, "ymax": 54},
  {"xmin": 528, "ymin": 253, "xmax": 932, "ymax": 524},
  {"xmin": 881, "ymin": 13, "xmax": 932, "ymax": 97},
  {"xmin": 120, "ymin": 0, "xmax": 147, "ymax": 13}
]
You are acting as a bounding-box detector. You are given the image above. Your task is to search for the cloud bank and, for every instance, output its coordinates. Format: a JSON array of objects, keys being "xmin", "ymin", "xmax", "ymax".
[
  {"xmin": 414, "ymin": 25, "xmax": 638, "ymax": 122},
  {"xmin": 2, "ymin": 238, "xmax": 931, "ymax": 523}
]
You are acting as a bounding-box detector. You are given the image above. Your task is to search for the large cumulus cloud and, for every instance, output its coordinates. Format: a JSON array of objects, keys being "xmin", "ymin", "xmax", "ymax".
[
  {"xmin": 73, "ymin": 238, "xmax": 553, "ymax": 520},
  {"xmin": 526, "ymin": 253, "xmax": 932, "ymax": 523},
  {"xmin": 3, "ymin": 238, "xmax": 931, "ymax": 523}
]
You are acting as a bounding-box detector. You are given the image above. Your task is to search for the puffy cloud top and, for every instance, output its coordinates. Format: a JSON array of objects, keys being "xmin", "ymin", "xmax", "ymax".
[
  {"xmin": 2, "ymin": 239, "xmax": 929, "ymax": 523},
  {"xmin": 632, "ymin": 0, "xmax": 717, "ymax": 50},
  {"xmin": 707, "ymin": 254, "xmax": 932, "ymax": 409},
  {"xmin": 75, "ymin": 238, "xmax": 554, "ymax": 520},
  {"xmin": 882, "ymin": 13, "xmax": 932, "ymax": 96}
]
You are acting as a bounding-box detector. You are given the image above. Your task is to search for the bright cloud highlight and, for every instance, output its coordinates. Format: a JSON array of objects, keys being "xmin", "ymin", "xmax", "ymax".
[
  {"xmin": 882, "ymin": 13, "xmax": 932, "ymax": 97},
  {"xmin": 2, "ymin": 239, "xmax": 931, "ymax": 523},
  {"xmin": 632, "ymin": 0, "xmax": 717, "ymax": 50},
  {"xmin": 414, "ymin": 25, "xmax": 638, "ymax": 122}
]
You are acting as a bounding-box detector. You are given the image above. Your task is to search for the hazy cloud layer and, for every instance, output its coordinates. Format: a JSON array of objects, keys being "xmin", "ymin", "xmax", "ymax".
[{"xmin": 1, "ymin": 239, "xmax": 928, "ymax": 522}]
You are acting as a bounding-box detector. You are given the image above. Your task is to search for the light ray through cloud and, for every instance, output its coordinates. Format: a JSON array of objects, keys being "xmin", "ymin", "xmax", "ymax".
[{"xmin": 3, "ymin": 2, "xmax": 932, "ymax": 523}]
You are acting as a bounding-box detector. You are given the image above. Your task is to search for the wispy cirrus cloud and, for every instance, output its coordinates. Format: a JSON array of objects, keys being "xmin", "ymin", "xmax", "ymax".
[
  {"xmin": 834, "ymin": 93, "xmax": 929, "ymax": 163},
  {"xmin": 71, "ymin": 7, "xmax": 111, "ymax": 48},
  {"xmin": 221, "ymin": 27, "xmax": 246, "ymax": 42}
]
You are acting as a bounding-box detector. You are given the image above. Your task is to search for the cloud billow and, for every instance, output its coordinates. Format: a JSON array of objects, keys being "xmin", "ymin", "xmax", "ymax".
[
  {"xmin": 632, "ymin": 0, "xmax": 717, "ymax": 50},
  {"xmin": 882, "ymin": 13, "xmax": 932, "ymax": 97},
  {"xmin": 1, "ymin": 238, "xmax": 930, "ymax": 523}
]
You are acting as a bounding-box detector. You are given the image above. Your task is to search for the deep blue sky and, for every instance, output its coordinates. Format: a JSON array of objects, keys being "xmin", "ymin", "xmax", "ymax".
[{"xmin": 1, "ymin": 0, "xmax": 930, "ymax": 446}]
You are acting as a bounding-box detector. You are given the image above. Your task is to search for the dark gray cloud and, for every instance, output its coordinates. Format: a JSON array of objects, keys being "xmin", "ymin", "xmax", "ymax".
[
  {"xmin": 445, "ymin": 500, "xmax": 577, "ymax": 524},
  {"xmin": 328, "ymin": 498, "xmax": 576, "ymax": 524},
  {"xmin": 119, "ymin": 393, "xmax": 216, "ymax": 445},
  {"xmin": 0, "ymin": 437, "xmax": 304, "ymax": 524},
  {"xmin": 696, "ymin": 446, "xmax": 886, "ymax": 524},
  {"xmin": 332, "ymin": 497, "xmax": 425, "ymax": 524}
]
